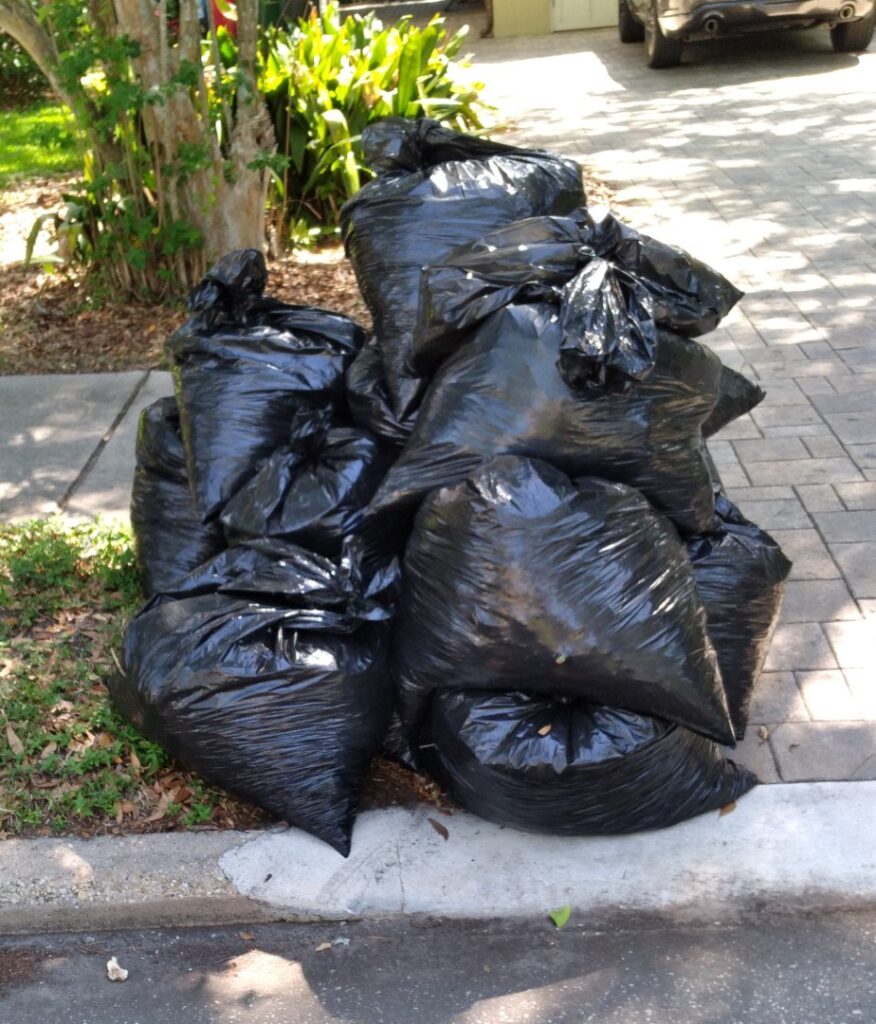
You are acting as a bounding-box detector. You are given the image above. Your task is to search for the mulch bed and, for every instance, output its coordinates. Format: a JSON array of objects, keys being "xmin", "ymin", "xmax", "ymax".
[
  {"xmin": 0, "ymin": 169, "xmax": 613, "ymax": 376},
  {"xmin": 0, "ymin": 246, "xmax": 371, "ymax": 376}
]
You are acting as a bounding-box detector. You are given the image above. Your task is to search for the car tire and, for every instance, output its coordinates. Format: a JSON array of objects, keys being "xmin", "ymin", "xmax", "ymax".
[
  {"xmin": 619, "ymin": 0, "xmax": 646, "ymax": 42},
  {"xmin": 830, "ymin": 9, "xmax": 875, "ymax": 50},
  {"xmin": 645, "ymin": 3, "xmax": 683, "ymax": 66}
]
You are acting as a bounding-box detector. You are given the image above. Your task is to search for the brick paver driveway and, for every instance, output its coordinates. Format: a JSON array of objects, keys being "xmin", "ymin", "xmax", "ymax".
[{"xmin": 471, "ymin": 27, "xmax": 875, "ymax": 782}]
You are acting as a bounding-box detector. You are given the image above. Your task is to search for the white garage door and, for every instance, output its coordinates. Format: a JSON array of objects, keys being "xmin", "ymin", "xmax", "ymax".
[{"xmin": 551, "ymin": 0, "xmax": 618, "ymax": 30}]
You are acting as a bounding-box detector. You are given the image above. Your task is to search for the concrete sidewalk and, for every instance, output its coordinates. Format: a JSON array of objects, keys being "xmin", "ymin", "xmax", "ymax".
[
  {"xmin": 0, "ymin": 25, "xmax": 874, "ymax": 931},
  {"xmin": 2, "ymin": 783, "xmax": 876, "ymax": 934}
]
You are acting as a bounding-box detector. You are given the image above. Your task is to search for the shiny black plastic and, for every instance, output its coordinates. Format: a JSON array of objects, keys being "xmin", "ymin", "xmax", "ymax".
[
  {"xmin": 130, "ymin": 397, "xmax": 225, "ymax": 597},
  {"xmin": 167, "ymin": 251, "xmax": 366, "ymax": 521},
  {"xmin": 186, "ymin": 248, "xmax": 269, "ymax": 323},
  {"xmin": 109, "ymin": 542, "xmax": 398, "ymax": 855},
  {"xmin": 219, "ymin": 409, "xmax": 391, "ymax": 557},
  {"xmin": 425, "ymin": 690, "xmax": 756, "ymax": 835},
  {"xmin": 703, "ymin": 365, "xmax": 766, "ymax": 438},
  {"xmin": 359, "ymin": 307, "xmax": 722, "ymax": 553},
  {"xmin": 393, "ymin": 456, "xmax": 733, "ymax": 744},
  {"xmin": 413, "ymin": 208, "xmax": 743, "ymax": 382},
  {"xmin": 345, "ymin": 336, "xmax": 417, "ymax": 447},
  {"xmin": 689, "ymin": 494, "xmax": 792, "ymax": 740},
  {"xmin": 340, "ymin": 118, "xmax": 584, "ymax": 416}
]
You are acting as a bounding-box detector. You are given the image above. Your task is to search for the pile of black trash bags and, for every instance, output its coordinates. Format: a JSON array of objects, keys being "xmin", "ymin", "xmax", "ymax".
[{"xmin": 111, "ymin": 118, "xmax": 792, "ymax": 857}]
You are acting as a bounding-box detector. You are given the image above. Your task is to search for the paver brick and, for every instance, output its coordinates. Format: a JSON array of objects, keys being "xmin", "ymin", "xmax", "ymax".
[
  {"xmin": 745, "ymin": 457, "xmax": 863, "ymax": 487},
  {"xmin": 803, "ymin": 436, "xmax": 846, "ymax": 459},
  {"xmin": 829, "ymin": 543, "xmax": 876, "ymax": 599},
  {"xmin": 755, "ymin": 358, "xmax": 852, "ymax": 380},
  {"xmin": 762, "ymin": 623, "xmax": 838, "ymax": 672},
  {"xmin": 731, "ymin": 498, "xmax": 809, "ymax": 530},
  {"xmin": 845, "ymin": 443, "xmax": 876, "ymax": 474},
  {"xmin": 844, "ymin": 670, "xmax": 876, "ymax": 721},
  {"xmin": 795, "ymin": 374, "xmax": 836, "ymax": 393},
  {"xmin": 779, "ymin": 580, "xmax": 860, "ymax": 624},
  {"xmin": 813, "ymin": 511, "xmax": 876, "ymax": 543},
  {"xmin": 760, "ymin": 424, "xmax": 833, "ymax": 439},
  {"xmin": 823, "ymin": 620, "xmax": 876, "ymax": 671},
  {"xmin": 732, "ymin": 437, "xmax": 810, "ymax": 463},
  {"xmin": 769, "ymin": 529, "xmax": 841, "ymax": 580},
  {"xmin": 836, "ymin": 482, "xmax": 876, "ymax": 510},
  {"xmin": 769, "ymin": 722, "xmax": 876, "ymax": 782},
  {"xmin": 746, "ymin": 671, "xmax": 809, "ymax": 724},
  {"xmin": 810, "ymin": 391, "xmax": 873, "ymax": 414},
  {"xmin": 796, "ymin": 670, "xmax": 861, "ymax": 722},
  {"xmin": 821, "ymin": 411, "xmax": 876, "ymax": 446},
  {"xmin": 795, "ymin": 484, "xmax": 843, "ymax": 514},
  {"xmin": 750, "ymin": 403, "xmax": 821, "ymax": 428},
  {"xmin": 721, "ymin": 730, "xmax": 780, "ymax": 784}
]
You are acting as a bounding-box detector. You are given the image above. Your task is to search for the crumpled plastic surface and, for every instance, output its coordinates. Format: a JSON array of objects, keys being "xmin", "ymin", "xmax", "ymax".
[
  {"xmin": 413, "ymin": 208, "xmax": 743, "ymax": 384},
  {"xmin": 130, "ymin": 397, "xmax": 225, "ymax": 597},
  {"xmin": 109, "ymin": 541, "xmax": 398, "ymax": 855},
  {"xmin": 359, "ymin": 306, "xmax": 722, "ymax": 555},
  {"xmin": 703, "ymin": 364, "xmax": 766, "ymax": 438},
  {"xmin": 345, "ymin": 336, "xmax": 417, "ymax": 447},
  {"xmin": 425, "ymin": 690, "xmax": 756, "ymax": 835},
  {"xmin": 167, "ymin": 250, "xmax": 365, "ymax": 521},
  {"xmin": 219, "ymin": 408, "xmax": 391, "ymax": 557},
  {"xmin": 690, "ymin": 494, "xmax": 792, "ymax": 740},
  {"xmin": 186, "ymin": 247, "xmax": 269, "ymax": 325},
  {"xmin": 393, "ymin": 456, "xmax": 732, "ymax": 745},
  {"xmin": 340, "ymin": 117, "xmax": 584, "ymax": 416}
]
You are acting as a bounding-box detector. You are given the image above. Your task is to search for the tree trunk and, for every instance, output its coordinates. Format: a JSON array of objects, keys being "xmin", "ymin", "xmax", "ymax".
[{"xmin": 1, "ymin": 0, "xmax": 275, "ymax": 295}]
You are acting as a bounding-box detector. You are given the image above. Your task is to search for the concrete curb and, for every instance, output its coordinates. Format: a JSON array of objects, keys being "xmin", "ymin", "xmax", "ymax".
[{"xmin": 2, "ymin": 781, "xmax": 876, "ymax": 935}]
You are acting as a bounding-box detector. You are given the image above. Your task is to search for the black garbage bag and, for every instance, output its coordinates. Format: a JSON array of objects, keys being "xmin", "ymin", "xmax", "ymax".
[
  {"xmin": 346, "ymin": 336, "xmax": 417, "ymax": 447},
  {"xmin": 220, "ymin": 408, "xmax": 392, "ymax": 556},
  {"xmin": 340, "ymin": 117, "xmax": 584, "ymax": 416},
  {"xmin": 689, "ymin": 494, "xmax": 792, "ymax": 740},
  {"xmin": 424, "ymin": 690, "xmax": 757, "ymax": 835},
  {"xmin": 166, "ymin": 250, "xmax": 366, "ymax": 521},
  {"xmin": 703, "ymin": 365, "xmax": 766, "ymax": 438},
  {"xmin": 109, "ymin": 541, "xmax": 398, "ymax": 855},
  {"xmin": 413, "ymin": 207, "xmax": 743, "ymax": 382},
  {"xmin": 130, "ymin": 397, "xmax": 225, "ymax": 597},
  {"xmin": 393, "ymin": 456, "xmax": 733, "ymax": 745},
  {"xmin": 359, "ymin": 305, "xmax": 722, "ymax": 553}
]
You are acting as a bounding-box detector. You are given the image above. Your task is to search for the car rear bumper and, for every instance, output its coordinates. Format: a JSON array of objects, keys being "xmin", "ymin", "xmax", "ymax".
[{"xmin": 659, "ymin": 0, "xmax": 874, "ymax": 35}]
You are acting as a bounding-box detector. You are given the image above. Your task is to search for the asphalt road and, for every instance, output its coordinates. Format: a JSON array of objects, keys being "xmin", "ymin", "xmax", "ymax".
[{"xmin": 2, "ymin": 911, "xmax": 876, "ymax": 1024}]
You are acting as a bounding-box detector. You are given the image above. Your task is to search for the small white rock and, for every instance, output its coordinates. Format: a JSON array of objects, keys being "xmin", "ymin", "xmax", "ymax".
[{"xmin": 106, "ymin": 956, "xmax": 128, "ymax": 982}]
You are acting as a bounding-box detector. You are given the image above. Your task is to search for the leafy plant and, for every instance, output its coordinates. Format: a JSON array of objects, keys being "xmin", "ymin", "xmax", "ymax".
[
  {"xmin": 258, "ymin": 3, "xmax": 487, "ymax": 241},
  {"xmin": 6, "ymin": 0, "xmax": 274, "ymax": 301}
]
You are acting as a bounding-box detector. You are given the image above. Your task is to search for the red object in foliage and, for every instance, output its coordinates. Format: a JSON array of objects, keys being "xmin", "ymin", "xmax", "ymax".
[{"xmin": 211, "ymin": 0, "xmax": 237, "ymax": 35}]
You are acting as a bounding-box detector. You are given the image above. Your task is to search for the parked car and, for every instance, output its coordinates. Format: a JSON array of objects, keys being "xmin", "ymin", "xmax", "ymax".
[{"xmin": 619, "ymin": 0, "xmax": 875, "ymax": 67}]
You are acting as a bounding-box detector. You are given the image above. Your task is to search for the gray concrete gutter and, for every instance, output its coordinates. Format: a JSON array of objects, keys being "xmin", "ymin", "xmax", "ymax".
[{"xmin": 2, "ymin": 782, "xmax": 875, "ymax": 935}]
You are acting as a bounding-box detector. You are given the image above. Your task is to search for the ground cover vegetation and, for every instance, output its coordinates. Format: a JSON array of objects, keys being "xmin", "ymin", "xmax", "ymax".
[{"xmin": 0, "ymin": 519, "xmax": 446, "ymax": 836}]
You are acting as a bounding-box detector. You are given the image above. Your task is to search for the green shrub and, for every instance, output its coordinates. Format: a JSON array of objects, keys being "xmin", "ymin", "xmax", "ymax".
[{"xmin": 259, "ymin": 3, "xmax": 487, "ymax": 242}]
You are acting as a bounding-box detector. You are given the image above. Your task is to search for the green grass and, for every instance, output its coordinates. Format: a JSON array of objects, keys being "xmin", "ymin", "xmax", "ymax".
[
  {"xmin": 0, "ymin": 518, "xmax": 263, "ymax": 837},
  {"xmin": 0, "ymin": 102, "xmax": 81, "ymax": 187}
]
